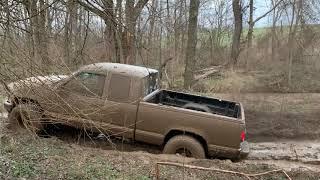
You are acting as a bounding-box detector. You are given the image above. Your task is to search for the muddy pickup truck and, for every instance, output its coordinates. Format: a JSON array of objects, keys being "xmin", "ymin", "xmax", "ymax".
[{"xmin": 3, "ymin": 63, "xmax": 249, "ymax": 159}]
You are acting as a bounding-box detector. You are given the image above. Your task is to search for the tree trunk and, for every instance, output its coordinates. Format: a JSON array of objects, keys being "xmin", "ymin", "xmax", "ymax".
[
  {"xmin": 247, "ymin": 0, "xmax": 254, "ymax": 48},
  {"xmin": 2, "ymin": 0, "xmax": 11, "ymax": 53},
  {"xmin": 230, "ymin": 0, "xmax": 242, "ymax": 66},
  {"xmin": 64, "ymin": 0, "xmax": 76, "ymax": 66},
  {"xmin": 103, "ymin": 0, "xmax": 116, "ymax": 62},
  {"xmin": 25, "ymin": 0, "xmax": 50, "ymax": 69},
  {"xmin": 271, "ymin": 1, "xmax": 278, "ymax": 62},
  {"xmin": 46, "ymin": 0, "xmax": 53, "ymax": 36},
  {"xmin": 159, "ymin": 0, "xmax": 163, "ymax": 77},
  {"xmin": 173, "ymin": 0, "xmax": 181, "ymax": 64},
  {"xmin": 115, "ymin": 0, "xmax": 123, "ymax": 63},
  {"xmin": 287, "ymin": 0, "xmax": 299, "ymax": 87},
  {"xmin": 121, "ymin": 0, "xmax": 149, "ymax": 65},
  {"xmin": 184, "ymin": 0, "xmax": 200, "ymax": 89},
  {"xmin": 123, "ymin": 0, "xmax": 136, "ymax": 64},
  {"xmin": 38, "ymin": 0, "xmax": 50, "ymax": 68},
  {"xmin": 22, "ymin": 6, "xmax": 34, "ymax": 61},
  {"xmin": 180, "ymin": 0, "xmax": 187, "ymax": 63},
  {"xmin": 147, "ymin": 0, "xmax": 157, "ymax": 65}
]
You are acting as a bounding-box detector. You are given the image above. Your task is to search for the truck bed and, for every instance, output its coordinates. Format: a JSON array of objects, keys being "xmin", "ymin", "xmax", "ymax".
[{"xmin": 144, "ymin": 90, "xmax": 242, "ymax": 119}]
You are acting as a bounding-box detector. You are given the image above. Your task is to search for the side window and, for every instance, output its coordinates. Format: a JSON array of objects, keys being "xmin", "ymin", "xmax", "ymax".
[
  {"xmin": 108, "ymin": 74, "xmax": 131, "ymax": 102},
  {"xmin": 64, "ymin": 72, "xmax": 106, "ymax": 97}
]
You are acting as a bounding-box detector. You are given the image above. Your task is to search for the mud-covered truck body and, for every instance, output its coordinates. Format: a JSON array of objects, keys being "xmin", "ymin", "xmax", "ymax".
[{"xmin": 4, "ymin": 63, "xmax": 249, "ymax": 159}]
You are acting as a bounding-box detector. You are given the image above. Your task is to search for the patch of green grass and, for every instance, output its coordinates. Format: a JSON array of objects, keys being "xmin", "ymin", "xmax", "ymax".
[
  {"xmin": 0, "ymin": 134, "xmax": 123, "ymax": 179},
  {"xmin": 65, "ymin": 157, "xmax": 120, "ymax": 180},
  {"xmin": 11, "ymin": 160, "xmax": 37, "ymax": 178},
  {"xmin": 135, "ymin": 175, "xmax": 151, "ymax": 180}
]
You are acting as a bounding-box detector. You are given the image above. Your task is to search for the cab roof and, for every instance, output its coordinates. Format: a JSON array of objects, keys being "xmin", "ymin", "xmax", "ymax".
[{"xmin": 80, "ymin": 63, "xmax": 158, "ymax": 78}]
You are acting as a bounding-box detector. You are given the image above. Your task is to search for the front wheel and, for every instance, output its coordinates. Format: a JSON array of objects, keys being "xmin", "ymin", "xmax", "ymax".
[
  {"xmin": 163, "ymin": 135, "xmax": 206, "ymax": 159},
  {"xmin": 8, "ymin": 104, "xmax": 43, "ymax": 133}
]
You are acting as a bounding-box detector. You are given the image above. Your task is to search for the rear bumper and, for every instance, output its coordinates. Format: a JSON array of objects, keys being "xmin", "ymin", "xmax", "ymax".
[
  {"xmin": 208, "ymin": 141, "xmax": 250, "ymax": 159},
  {"xmin": 4, "ymin": 100, "xmax": 13, "ymax": 113},
  {"xmin": 239, "ymin": 141, "xmax": 250, "ymax": 159}
]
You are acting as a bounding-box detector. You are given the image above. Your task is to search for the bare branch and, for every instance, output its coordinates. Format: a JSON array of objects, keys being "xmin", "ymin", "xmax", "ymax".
[{"xmin": 253, "ymin": 0, "xmax": 283, "ymax": 24}]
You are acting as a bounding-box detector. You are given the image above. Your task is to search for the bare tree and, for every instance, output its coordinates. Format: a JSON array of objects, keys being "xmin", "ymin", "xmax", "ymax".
[
  {"xmin": 184, "ymin": 0, "xmax": 200, "ymax": 88},
  {"xmin": 64, "ymin": 0, "xmax": 77, "ymax": 66},
  {"xmin": 77, "ymin": 0, "xmax": 148, "ymax": 65},
  {"xmin": 247, "ymin": 0, "xmax": 282, "ymax": 48},
  {"xmin": 22, "ymin": 0, "xmax": 50, "ymax": 69},
  {"xmin": 230, "ymin": 0, "xmax": 242, "ymax": 66},
  {"xmin": 286, "ymin": 0, "xmax": 300, "ymax": 87},
  {"xmin": 271, "ymin": 0, "xmax": 284, "ymax": 61}
]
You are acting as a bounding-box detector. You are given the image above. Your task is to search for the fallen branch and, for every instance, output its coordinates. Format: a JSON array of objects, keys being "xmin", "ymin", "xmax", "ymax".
[
  {"xmin": 193, "ymin": 66, "xmax": 222, "ymax": 84},
  {"xmin": 195, "ymin": 66, "xmax": 222, "ymax": 73},
  {"xmin": 154, "ymin": 161, "xmax": 292, "ymax": 180},
  {"xmin": 194, "ymin": 69, "xmax": 219, "ymax": 81}
]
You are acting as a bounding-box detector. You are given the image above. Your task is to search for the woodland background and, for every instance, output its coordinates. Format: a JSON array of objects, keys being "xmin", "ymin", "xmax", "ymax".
[{"xmin": 0, "ymin": 0, "xmax": 320, "ymax": 91}]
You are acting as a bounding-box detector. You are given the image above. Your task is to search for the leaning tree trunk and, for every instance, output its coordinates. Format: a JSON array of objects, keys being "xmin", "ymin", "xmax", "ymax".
[{"xmin": 184, "ymin": 0, "xmax": 200, "ymax": 89}]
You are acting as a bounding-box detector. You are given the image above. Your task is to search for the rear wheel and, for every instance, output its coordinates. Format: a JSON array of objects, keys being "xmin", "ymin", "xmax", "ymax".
[
  {"xmin": 8, "ymin": 104, "xmax": 43, "ymax": 133},
  {"xmin": 163, "ymin": 135, "xmax": 206, "ymax": 159}
]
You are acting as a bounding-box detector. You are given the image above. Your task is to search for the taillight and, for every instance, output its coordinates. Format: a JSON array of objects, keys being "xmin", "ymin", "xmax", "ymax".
[{"xmin": 240, "ymin": 131, "xmax": 246, "ymax": 142}]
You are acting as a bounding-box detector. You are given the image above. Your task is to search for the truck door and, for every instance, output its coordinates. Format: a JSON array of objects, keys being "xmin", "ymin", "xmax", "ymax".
[
  {"xmin": 106, "ymin": 73, "xmax": 139, "ymax": 139},
  {"xmin": 49, "ymin": 72, "xmax": 111, "ymax": 130}
]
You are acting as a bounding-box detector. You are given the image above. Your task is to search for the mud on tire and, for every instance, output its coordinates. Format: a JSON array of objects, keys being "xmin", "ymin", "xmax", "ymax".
[{"xmin": 163, "ymin": 135, "xmax": 206, "ymax": 159}]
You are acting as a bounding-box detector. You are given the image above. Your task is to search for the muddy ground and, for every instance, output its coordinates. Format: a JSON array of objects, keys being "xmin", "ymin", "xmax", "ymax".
[
  {"xmin": 212, "ymin": 93, "xmax": 320, "ymax": 141},
  {"xmin": 1, "ymin": 93, "xmax": 320, "ymax": 179}
]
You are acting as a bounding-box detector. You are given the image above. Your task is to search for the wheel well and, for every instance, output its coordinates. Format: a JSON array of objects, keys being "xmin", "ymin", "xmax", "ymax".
[
  {"xmin": 163, "ymin": 130, "xmax": 208, "ymax": 155},
  {"xmin": 13, "ymin": 97, "xmax": 42, "ymax": 111},
  {"xmin": 11, "ymin": 98, "xmax": 43, "ymax": 127}
]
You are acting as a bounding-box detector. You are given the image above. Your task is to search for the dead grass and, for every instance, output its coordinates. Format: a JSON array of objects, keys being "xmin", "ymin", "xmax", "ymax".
[
  {"xmin": 186, "ymin": 60, "xmax": 320, "ymax": 93},
  {"xmin": 204, "ymin": 70, "xmax": 261, "ymax": 93}
]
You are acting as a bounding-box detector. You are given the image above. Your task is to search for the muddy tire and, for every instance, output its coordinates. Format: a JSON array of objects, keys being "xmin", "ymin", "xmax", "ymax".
[
  {"xmin": 163, "ymin": 135, "xmax": 206, "ymax": 159},
  {"xmin": 8, "ymin": 104, "xmax": 43, "ymax": 133},
  {"xmin": 182, "ymin": 103, "xmax": 211, "ymax": 113}
]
